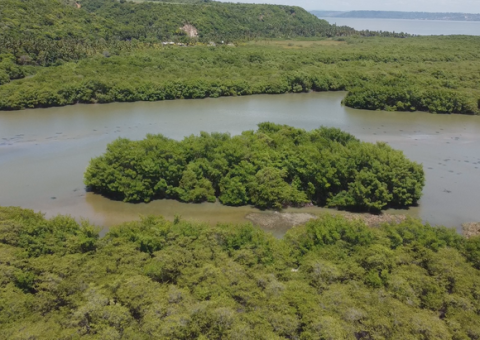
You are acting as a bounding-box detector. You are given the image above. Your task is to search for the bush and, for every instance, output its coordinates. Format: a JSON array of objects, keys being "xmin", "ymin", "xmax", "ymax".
[{"xmin": 85, "ymin": 124, "xmax": 424, "ymax": 212}]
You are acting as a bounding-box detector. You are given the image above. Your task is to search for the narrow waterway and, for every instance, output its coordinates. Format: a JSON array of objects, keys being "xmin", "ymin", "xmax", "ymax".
[{"xmin": 1, "ymin": 92, "xmax": 479, "ymax": 234}]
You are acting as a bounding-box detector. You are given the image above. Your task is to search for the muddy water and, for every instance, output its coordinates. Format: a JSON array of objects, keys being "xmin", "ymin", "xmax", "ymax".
[{"xmin": 1, "ymin": 92, "xmax": 479, "ymax": 235}]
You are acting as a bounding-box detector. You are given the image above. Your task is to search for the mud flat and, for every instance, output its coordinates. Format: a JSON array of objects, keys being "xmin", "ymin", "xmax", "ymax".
[
  {"xmin": 246, "ymin": 212, "xmax": 317, "ymax": 230},
  {"xmin": 463, "ymin": 222, "xmax": 480, "ymax": 238},
  {"xmin": 341, "ymin": 212, "xmax": 407, "ymax": 227},
  {"xmin": 246, "ymin": 211, "xmax": 408, "ymax": 235}
]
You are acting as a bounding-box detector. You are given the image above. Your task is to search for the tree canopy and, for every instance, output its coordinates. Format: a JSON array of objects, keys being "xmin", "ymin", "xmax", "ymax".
[
  {"xmin": 1, "ymin": 0, "xmax": 478, "ymax": 114},
  {"xmin": 84, "ymin": 123, "xmax": 425, "ymax": 212},
  {"xmin": 1, "ymin": 206, "xmax": 479, "ymax": 339},
  {"xmin": 1, "ymin": 35, "xmax": 479, "ymax": 114},
  {"xmin": 0, "ymin": 0, "xmax": 350, "ymax": 66}
]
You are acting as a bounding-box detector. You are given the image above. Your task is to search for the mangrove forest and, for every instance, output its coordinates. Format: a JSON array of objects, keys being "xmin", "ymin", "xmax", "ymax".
[
  {"xmin": 84, "ymin": 123, "xmax": 425, "ymax": 212},
  {"xmin": 0, "ymin": 207, "xmax": 479, "ymax": 339},
  {"xmin": 1, "ymin": 0, "xmax": 479, "ymax": 114}
]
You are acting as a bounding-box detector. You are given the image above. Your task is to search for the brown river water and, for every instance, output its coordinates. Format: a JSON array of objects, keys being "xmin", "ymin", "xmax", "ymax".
[{"xmin": 1, "ymin": 92, "xmax": 479, "ymax": 236}]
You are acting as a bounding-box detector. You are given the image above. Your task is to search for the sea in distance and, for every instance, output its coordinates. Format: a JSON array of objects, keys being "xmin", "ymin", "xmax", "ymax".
[{"xmin": 318, "ymin": 17, "xmax": 480, "ymax": 36}]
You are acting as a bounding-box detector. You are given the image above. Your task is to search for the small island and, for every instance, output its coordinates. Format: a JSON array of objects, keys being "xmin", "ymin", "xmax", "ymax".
[{"xmin": 84, "ymin": 123, "xmax": 425, "ymax": 212}]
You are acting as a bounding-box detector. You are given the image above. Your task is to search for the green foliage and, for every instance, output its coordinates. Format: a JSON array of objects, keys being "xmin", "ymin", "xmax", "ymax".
[
  {"xmin": 177, "ymin": 166, "xmax": 216, "ymax": 203},
  {"xmin": 0, "ymin": 0, "xmax": 346, "ymax": 66},
  {"xmin": 1, "ymin": 35, "xmax": 479, "ymax": 114},
  {"xmin": 249, "ymin": 167, "xmax": 307, "ymax": 209},
  {"xmin": 0, "ymin": 206, "xmax": 100, "ymax": 257},
  {"xmin": 0, "ymin": 55, "xmax": 25, "ymax": 84},
  {"xmin": 13, "ymin": 270, "xmax": 36, "ymax": 293},
  {"xmin": 84, "ymin": 124, "xmax": 425, "ymax": 212},
  {"xmin": 465, "ymin": 236, "xmax": 480, "ymax": 269},
  {"xmin": 219, "ymin": 176, "xmax": 248, "ymax": 206},
  {"xmin": 80, "ymin": 0, "xmax": 338, "ymax": 42},
  {"xmin": 344, "ymin": 84, "xmax": 479, "ymax": 114},
  {"xmin": 1, "ymin": 206, "xmax": 479, "ymax": 339},
  {"xmin": 2, "ymin": 0, "xmax": 479, "ymax": 115},
  {"xmin": 0, "ymin": 0, "xmax": 118, "ymax": 66}
]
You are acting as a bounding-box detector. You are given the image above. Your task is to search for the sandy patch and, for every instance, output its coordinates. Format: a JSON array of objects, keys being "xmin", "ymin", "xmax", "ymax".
[
  {"xmin": 462, "ymin": 222, "xmax": 480, "ymax": 238},
  {"xmin": 180, "ymin": 24, "xmax": 198, "ymax": 38},
  {"xmin": 341, "ymin": 213, "xmax": 407, "ymax": 227},
  {"xmin": 246, "ymin": 210, "xmax": 409, "ymax": 231},
  {"xmin": 246, "ymin": 212, "xmax": 316, "ymax": 229}
]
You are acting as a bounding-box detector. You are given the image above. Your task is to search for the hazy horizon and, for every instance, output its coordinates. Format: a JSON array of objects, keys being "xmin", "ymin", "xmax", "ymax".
[{"xmin": 221, "ymin": 1, "xmax": 480, "ymax": 13}]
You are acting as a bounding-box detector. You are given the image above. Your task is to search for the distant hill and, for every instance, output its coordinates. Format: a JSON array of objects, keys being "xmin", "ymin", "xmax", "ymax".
[
  {"xmin": 79, "ymin": 0, "xmax": 341, "ymax": 42},
  {"xmin": 0, "ymin": 0, "xmax": 357, "ymax": 65},
  {"xmin": 311, "ymin": 10, "xmax": 480, "ymax": 21}
]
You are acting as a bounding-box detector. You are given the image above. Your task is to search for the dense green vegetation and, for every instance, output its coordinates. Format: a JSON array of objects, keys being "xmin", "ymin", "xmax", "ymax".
[
  {"xmin": 0, "ymin": 0, "xmax": 120, "ymax": 66},
  {"xmin": 79, "ymin": 0, "xmax": 341, "ymax": 42},
  {"xmin": 1, "ymin": 0, "xmax": 479, "ymax": 114},
  {"xmin": 1, "ymin": 206, "xmax": 480, "ymax": 338},
  {"xmin": 0, "ymin": 0, "xmax": 348, "ymax": 67},
  {"xmin": 1, "ymin": 35, "xmax": 479, "ymax": 113},
  {"xmin": 84, "ymin": 124, "xmax": 424, "ymax": 212}
]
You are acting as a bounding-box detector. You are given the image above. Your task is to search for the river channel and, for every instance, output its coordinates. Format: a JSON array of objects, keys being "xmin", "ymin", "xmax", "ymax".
[{"xmin": 1, "ymin": 92, "xmax": 479, "ymax": 235}]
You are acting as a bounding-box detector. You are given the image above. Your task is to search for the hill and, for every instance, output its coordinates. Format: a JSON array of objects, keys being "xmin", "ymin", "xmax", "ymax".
[
  {"xmin": 78, "ymin": 0, "xmax": 339, "ymax": 42},
  {"xmin": 0, "ymin": 0, "xmax": 118, "ymax": 65},
  {"xmin": 2, "ymin": 1, "xmax": 478, "ymax": 115},
  {"xmin": 0, "ymin": 0, "xmax": 351, "ymax": 66}
]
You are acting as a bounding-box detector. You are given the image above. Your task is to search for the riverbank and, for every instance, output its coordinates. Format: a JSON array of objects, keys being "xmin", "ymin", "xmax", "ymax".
[
  {"xmin": 246, "ymin": 210, "xmax": 408, "ymax": 231},
  {"xmin": 1, "ymin": 36, "xmax": 479, "ymax": 114},
  {"xmin": 248, "ymin": 210, "xmax": 480, "ymax": 239}
]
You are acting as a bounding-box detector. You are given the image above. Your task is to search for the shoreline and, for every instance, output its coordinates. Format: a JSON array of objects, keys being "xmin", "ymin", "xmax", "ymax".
[
  {"xmin": 2, "ymin": 88, "xmax": 478, "ymax": 116},
  {"xmin": 2, "ymin": 86, "xmax": 478, "ymax": 116},
  {"xmin": 246, "ymin": 210, "xmax": 409, "ymax": 231}
]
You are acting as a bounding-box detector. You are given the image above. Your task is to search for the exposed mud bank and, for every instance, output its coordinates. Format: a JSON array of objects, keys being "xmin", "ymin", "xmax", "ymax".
[
  {"xmin": 246, "ymin": 212, "xmax": 317, "ymax": 229},
  {"xmin": 463, "ymin": 222, "xmax": 480, "ymax": 238},
  {"xmin": 246, "ymin": 211, "xmax": 408, "ymax": 230}
]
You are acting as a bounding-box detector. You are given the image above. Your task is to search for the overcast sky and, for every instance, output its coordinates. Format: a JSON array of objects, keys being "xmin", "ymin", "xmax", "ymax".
[{"xmin": 225, "ymin": 0, "xmax": 480, "ymax": 13}]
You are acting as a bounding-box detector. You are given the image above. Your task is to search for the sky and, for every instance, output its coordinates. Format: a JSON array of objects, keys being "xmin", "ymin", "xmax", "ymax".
[{"xmin": 225, "ymin": 0, "xmax": 480, "ymax": 13}]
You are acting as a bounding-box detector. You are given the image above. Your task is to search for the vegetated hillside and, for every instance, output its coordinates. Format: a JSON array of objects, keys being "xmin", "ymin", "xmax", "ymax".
[
  {"xmin": 1, "ymin": 206, "xmax": 479, "ymax": 338},
  {"xmin": 0, "ymin": 0, "xmax": 120, "ymax": 65},
  {"xmin": 78, "ymin": 0, "xmax": 341, "ymax": 42},
  {"xmin": 312, "ymin": 10, "xmax": 480, "ymax": 21},
  {"xmin": 0, "ymin": 0, "xmax": 353, "ymax": 66},
  {"xmin": 1, "ymin": 36, "xmax": 479, "ymax": 114},
  {"xmin": 84, "ymin": 124, "xmax": 424, "ymax": 212}
]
